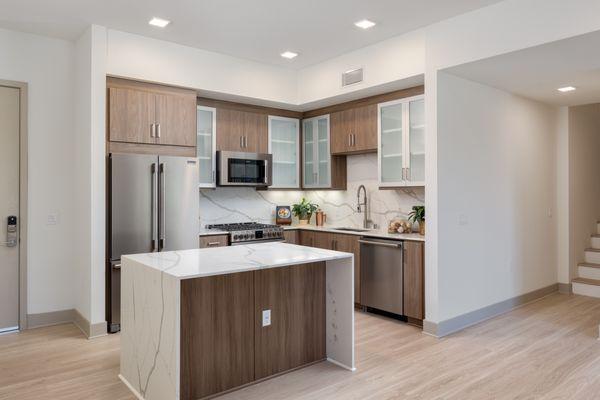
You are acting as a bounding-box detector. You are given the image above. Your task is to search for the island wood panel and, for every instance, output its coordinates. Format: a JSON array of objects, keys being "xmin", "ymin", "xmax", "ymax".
[
  {"xmin": 108, "ymin": 87, "xmax": 156, "ymax": 144},
  {"xmin": 180, "ymin": 272, "xmax": 255, "ymax": 400},
  {"xmin": 283, "ymin": 230, "xmax": 299, "ymax": 244},
  {"xmin": 199, "ymin": 234, "xmax": 229, "ymax": 248},
  {"xmin": 154, "ymin": 92, "xmax": 197, "ymax": 147},
  {"xmin": 403, "ymin": 241, "xmax": 424, "ymax": 320},
  {"xmin": 254, "ymin": 262, "xmax": 326, "ymax": 380}
]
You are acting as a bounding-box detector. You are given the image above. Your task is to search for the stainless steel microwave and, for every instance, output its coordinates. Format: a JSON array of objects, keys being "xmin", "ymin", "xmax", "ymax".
[{"xmin": 217, "ymin": 151, "xmax": 272, "ymax": 187}]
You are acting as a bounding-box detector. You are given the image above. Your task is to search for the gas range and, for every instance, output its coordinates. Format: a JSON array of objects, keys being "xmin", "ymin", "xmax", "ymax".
[{"xmin": 205, "ymin": 222, "xmax": 285, "ymax": 245}]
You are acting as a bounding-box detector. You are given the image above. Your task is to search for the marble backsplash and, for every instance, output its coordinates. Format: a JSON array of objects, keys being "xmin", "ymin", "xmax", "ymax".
[{"xmin": 199, "ymin": 153, "xmax": 424, "ymax": 229}]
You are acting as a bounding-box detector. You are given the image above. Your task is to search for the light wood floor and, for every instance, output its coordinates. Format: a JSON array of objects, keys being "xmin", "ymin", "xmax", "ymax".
[{"xmin": 2, "ymin": 293, "xmax": 600, "ymax": 399}]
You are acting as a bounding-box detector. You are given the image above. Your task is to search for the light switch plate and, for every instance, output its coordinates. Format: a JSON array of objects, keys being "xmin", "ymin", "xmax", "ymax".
[
  {"xmin": 46, "ymin": 213, "xmax": 59, "ymax": 226},
  {"xmin": 262, "ymin": 309, "xmax": 271, "ymax": 327}
]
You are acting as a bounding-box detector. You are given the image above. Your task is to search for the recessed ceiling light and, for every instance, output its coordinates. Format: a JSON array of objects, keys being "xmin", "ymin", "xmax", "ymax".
[
  {"xmin": 149, "ymin": 17, "xmax": 170, "ymax": 28},
  {"xmin": 355, "ymin": 19, "xmax": 376, "ymax": 29},
  {"xmin": 281, "ymin": 51, "xmax": 298, "ymax": 60},
  {"xmin": 557, "ymin": 86, "xmax": 576, "ymax": 92}
]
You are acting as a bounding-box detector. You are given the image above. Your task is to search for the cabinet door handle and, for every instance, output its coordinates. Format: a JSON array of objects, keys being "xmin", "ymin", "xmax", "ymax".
[
  {"xmin": 244, "ymin": 136, "xmax": 247, "ymax": 148},
  {"xmin": 151, "ymin": 123, "xmax": 156, "ymax": 138},
  {"xmin": 157, "ymin": 123, "xmax": 161, "ymax": 138},
  {"xmin": 352, "ymin": 134, "xmax": 356, "ymax": 147},
  {"xmin": 406, "ymin": 167, "xmax": 410, "ymax": 181},
  {"xmin": 212, "ymin": 170, "xmax": 215, "ymax": 183},
  {"xmin": 240, "ymin": 136, "xmax": 244, "ymax": 148},
  {"xmin": 207, "ymin": 241, "xmax": 221, "ymax": 247},
  {"xmin": 348, "ymin": 134, "xmax": 352, "ymax": 147}
]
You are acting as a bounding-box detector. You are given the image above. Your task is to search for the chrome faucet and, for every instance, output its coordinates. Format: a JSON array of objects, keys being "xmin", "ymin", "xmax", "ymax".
[{"xmin": 357, "ymin": 184, "xmax": 369, "ymax": 229}]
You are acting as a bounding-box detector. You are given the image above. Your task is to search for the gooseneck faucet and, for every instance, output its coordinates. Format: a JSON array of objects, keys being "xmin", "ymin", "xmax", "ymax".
[{"xmin": 357, "ymin": 184, "xmax": 368, "ymax": 229}]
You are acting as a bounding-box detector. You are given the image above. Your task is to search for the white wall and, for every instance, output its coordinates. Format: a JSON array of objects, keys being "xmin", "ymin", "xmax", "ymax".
[
  {"xmin": 0, "ymin": 28, "xmax": 76, "ymax": 314},
  {"xmin": 74, "ymin": 25, "xmax": 107, "ymax": 326},
  {"xmin": 568, "ymin": 104, "xmax": 600, "ymax": 278},
  {"xmin": 297, "ymin": 29, "xmax": 425, "ymax": 105},
  {"xmin": 423, "ymin": 0, "xmax": 600, "ymax": 323},
  {"xmin": 106, "ymin": 29, "xmax": 298, "ymax": 106},
  {"xmin": 556, "ymin": 107, "xmax": 570, "ymax": 284},
  {"xmin": 436, "ymin": 72, "xmax": 558, "ymax": 322}
]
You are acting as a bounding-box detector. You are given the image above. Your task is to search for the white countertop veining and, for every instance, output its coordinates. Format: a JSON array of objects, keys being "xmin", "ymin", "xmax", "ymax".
[{"xmin": 123, "ymin": 242, "xmax": 353, "ymax": 280}]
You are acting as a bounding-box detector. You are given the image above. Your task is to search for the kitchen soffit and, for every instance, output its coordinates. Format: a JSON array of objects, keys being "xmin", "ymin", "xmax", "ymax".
[{"xmin": 1, "ymin": 0, "xmax": 502, "ymax": 69}]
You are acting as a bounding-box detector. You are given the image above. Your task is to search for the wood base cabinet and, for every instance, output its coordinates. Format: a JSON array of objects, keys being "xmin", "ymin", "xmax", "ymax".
[
  {"xmin": 403, "ymin": 241, "xmax": 424, "ymax": 320},
  {"xmin": 300, "ymin": 230, "xmax": 361, "ymax": 304}
]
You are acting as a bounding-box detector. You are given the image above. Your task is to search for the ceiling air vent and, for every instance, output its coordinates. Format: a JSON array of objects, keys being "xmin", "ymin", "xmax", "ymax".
[{"xmin": 342, "ymin": 68, "xmax": 363, "ymax": 87}]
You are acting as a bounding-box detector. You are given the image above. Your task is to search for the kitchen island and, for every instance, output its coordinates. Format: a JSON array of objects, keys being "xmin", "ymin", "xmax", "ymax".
[{"xmin": 119, "ymin": 243, "xmax": 355, "ymax": 400}]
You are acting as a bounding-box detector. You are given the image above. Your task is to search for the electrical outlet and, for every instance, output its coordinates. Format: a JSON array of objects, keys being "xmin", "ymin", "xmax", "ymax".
[
  {"xmin": 458, "ymin": 214, "xmax": 468, "ymax": 226},
  {"xmin": 262, "ymin": 309, "xmax": 271, "ymax": 327},
  {"xmin": 46, "ymin": 213, "xmax": 59, "ymax": 226}
]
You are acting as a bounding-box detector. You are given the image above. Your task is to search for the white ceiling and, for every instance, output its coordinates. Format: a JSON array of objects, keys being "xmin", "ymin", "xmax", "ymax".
[
  {"xmin": 445, "ymin": 30, "xmax": 600, "ymax": 107},
  {"xmin": 0, "ymin": 0, "xmax": 502, "ymax": 69}
]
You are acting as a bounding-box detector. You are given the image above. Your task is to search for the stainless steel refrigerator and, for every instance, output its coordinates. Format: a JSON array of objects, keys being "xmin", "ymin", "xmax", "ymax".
[{"xmin": 107, "ymin": 153, "xmax": 199, "ymax": 333}]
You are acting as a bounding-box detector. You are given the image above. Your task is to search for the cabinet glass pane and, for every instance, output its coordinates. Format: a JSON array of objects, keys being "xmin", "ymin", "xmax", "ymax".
[
  {"xmin": 303, "ymin": 120, "xmax": 315, "ymax": 186},
  {"xmin": 197, "ymin": 108, "xmax": 214, "ymax": 186},
  {"xmin": 270, "ymin": 118, "xmax": 298, "ymax": 187},
  {"xmin": 317, "ymin": 117, "xmax": 330, "ymax": 186},
  {"xmin": 409, "ymin": 99, "xmax": 425, "ymax": 182},
  {"xmin": 380, "ymin": 103, "xmax": 403, "ymax": 183}
]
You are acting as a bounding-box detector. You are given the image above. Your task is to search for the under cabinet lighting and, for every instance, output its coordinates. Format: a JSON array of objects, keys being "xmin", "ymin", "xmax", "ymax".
[
  {"xmin": 149, "ymin": 17, "xmax": 170, "ymax": 28},
  {"xmin": 557, "ymin": 86, "xmax": 576, "ymax": 92},
  {"xmin": 280, "ymin": 51, "xmax": 298, "ymax": 59},
  {"xmin": 355, "ymin": 19, "xmax": 376, "ymax": 29}
]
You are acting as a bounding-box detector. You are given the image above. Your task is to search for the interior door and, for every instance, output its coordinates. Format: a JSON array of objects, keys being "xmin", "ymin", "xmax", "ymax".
[{"xmin": 0, "ymin": 86, "xmax": 20, "ymax": 332}]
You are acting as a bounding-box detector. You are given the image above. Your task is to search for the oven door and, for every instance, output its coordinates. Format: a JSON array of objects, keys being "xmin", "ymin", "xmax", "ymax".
[{"xmin": 218, "ymin": 151, "xmax": 272, "ymax": 186}]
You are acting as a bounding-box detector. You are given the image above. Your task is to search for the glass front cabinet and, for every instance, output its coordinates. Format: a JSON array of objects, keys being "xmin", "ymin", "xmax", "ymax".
[
  {"xmin": 197, "ymin": 106, "xmax": 217, "ymax": 188},
  {"xmin": 268, "ymin": 115, "xmax": 300, "ymax": 189},
  {"xmin": 378, "ymin": 95, "xmax": 425, "ymax": 187},
  {"xmin": 302, "ymin": 114, "xmax": 331, "ymax": 188}
]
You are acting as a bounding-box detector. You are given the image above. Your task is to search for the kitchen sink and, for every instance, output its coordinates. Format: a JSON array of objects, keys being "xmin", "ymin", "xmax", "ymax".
[{"xmin": 334, "ymin": 227, "xmax": 371, "ymax": 232}]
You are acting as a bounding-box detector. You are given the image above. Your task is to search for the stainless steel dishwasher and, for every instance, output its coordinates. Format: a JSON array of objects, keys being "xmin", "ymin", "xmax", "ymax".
[{"xmin": 359, "ymin": 237, "xmax": 403, "ymax": 315}]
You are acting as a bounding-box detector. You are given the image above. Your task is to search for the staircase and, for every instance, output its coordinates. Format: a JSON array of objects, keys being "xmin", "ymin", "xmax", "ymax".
[{"xmin": 572, "ymin": 222, "xmax": 600, "ymax": 297}]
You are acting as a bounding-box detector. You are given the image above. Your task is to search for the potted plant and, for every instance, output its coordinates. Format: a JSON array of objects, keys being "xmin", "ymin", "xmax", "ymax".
[
  {"xmin": 292, "ymin": 198, "xmax": 319, "ymax": 225},
  {"xmin": 408, "ymin": 205, "xmax": 425, "ymax": 235}
]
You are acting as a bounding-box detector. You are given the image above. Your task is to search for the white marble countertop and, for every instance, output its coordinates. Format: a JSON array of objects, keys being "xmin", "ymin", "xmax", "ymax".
[
  {"xmin": 199, "ymin": 224, "xmax": 425, "ymax": 242},
  {"xmin": 282, "ymin": 225, "xmax": 425, "ymax": 242},
  {"xmin": 123, "ymin": 242, "xmax": 353, "ymax": 280}
]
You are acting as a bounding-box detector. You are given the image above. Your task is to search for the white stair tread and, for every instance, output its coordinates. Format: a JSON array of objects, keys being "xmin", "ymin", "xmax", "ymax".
[
  {"xmin": 579, "ymin": 262, "xmax": 600, "ymax": 269},
  {"xmin": 573, "ymin": 277, "xmax": 600, "ymax": 286}
]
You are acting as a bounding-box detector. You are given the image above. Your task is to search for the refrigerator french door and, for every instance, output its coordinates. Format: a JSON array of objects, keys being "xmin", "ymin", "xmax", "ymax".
[{"xmin": 107, "ymin": 153, "xmax": 199, "ymax": 333}]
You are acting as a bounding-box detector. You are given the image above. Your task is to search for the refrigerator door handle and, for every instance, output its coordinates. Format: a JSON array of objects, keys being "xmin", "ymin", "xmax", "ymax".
[
  {"xmin": 151, "ymin": 163, "xmax": 158, "ymax": 251},
  {"xmin": 159, "ymin": 162, "xmax": 166, "ymax": 251}
]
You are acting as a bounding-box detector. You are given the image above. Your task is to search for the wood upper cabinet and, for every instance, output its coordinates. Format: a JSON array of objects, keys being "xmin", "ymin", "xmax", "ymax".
[
  {"xmin": 107, "ymin": 78, "xmax": 197, "ymax": 148},
  {"xmin": 154, "ymin": 92, "xmax": 197, "ymax": 146},
  {"xmin": 403, "ymin": 241, "xmax": 424, "ymax": 320},
  {"xmin": 330, "ymin": 104, "xmax": 377, "ymax": 155},
  {"xmin": 216, "ymin": 108, "xmax": 268, "ymax": 153},
  {"xmin": 108, "ymin": 87, "xmax": 156, "ymax": 145}
]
